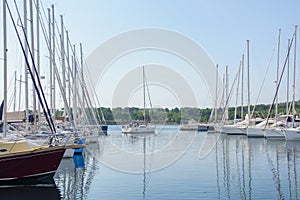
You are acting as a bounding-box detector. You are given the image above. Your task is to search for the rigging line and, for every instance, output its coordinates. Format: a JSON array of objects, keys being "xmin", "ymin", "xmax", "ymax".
[
  {"xmin": 12, "ymin": 0, "xmax": 57, "ymax": 134},
  {"xmin": 39, "ymin": 1, "xmax": 103, "ymax": 126},
  {"xmin": 82, "ymin": 80, "xmax": 101, "ymax": 126},
  {"xmin": 39, "ymin": 0, "xmax": 73, "ymax": 78},
  {"xmin": 251, "ymin": 41, "xmax": 277, "ymax": 117},
  {"xmin": 6, "ymin": 0, "xmax": 56, "ymax": 137},
  {"xmin": 76, "ymin": 50, "xmax": 100, "ymax": 126},
  {"xmin": 79, "ymin": 69, "xmax": 102, "ymax": 125},
  {"xmin": 264, "ymin": 37, "xmax": 294, "ymax": 130},
  {"xmin": 38, "ymin": 0, "xmax": 67, "ymax": 74},
  {"xmin": 143, "ymin": 69, "xmax": 154, "ymax": 118},
  {"xmin": 84, "ymin": 60, "xmax": 107, "ymax": 123},
  {"xmin": 234, "ymin": 61, "xmax": 241, "ymax": 123},
  {"xmin": 221, "ymin": 65, "xmax": 241, "ymax": 124},
  {"xmin": 37, "ymin": 2, "xmax": 79, "ymax": 132}
]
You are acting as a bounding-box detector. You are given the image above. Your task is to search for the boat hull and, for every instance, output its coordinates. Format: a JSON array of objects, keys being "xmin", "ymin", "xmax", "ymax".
[
  {"xmin": 0, "ymin": 146, "xmax": 66, "ymax": 184},
  {"xmin": 247, "ymin": 127, "xmax": 265, "ymax": 138},
  {"xmin": 285, "ymin": 129, "xmax": 300, "ymax": 140},
  {"xmin": 221, "ymin": 125, "xmax": 246, "ymax": 135},
  {"xmin": 122, "ymin": 126, "xmax": 155, "ymax": 133},
  {"xmin": 264, "ymin": 128, "xmax": 285, "ymax": 139}
]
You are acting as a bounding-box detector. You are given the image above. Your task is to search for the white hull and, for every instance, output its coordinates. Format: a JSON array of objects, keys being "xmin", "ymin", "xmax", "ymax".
[
  {"xmin": 264, "ymin": 128, "xmax": 285, "ymax": 140},
  {"xmin": 221, "ymin": 125, "xmax": 246, "ymax": 135},
  {"xmin": 247, "ymin": 127, "xmax": 265, "ymax": 138},
  {"xmin": 122, "ymin": 125, "xmax": 155, "ymax": 133},
  {"xmin": 285, "ymin": 128, "xmax": 300, "ymax": 140}
]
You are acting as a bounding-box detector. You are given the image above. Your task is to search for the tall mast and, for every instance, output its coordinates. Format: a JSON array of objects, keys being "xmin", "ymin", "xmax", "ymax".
[
  {"xmin": 222, "ymin": 74, "xmax": 225, "ymax": 116},
  {"xmin": 30, "ymin": 0, "xmax": 36, "ymax": 132},
  {"xmin": 36, "ymin": 0, "xmax": 41, "ymax": 131},
  {"xmin": 52, "ymin": 4, "xmax": 56, "ymax": 121},
  {"xmin": 292, "ymin": 25, "xmax": 297, "ymax": 126},
  {"xmin": 3, "ymin": 0, "xmax": 7, "ymax": 137},
  {"xmin": 61, "ymin": 15, "xmax": 66, "ymax": 126},
  {"xmin": 24, "ymin": 0, "xmax": 29, "ymax": 130},
  {"xmin": 225, "ymin": 65, "xmax": 229, "ymax": 122},
  {"xmin": 241, "ymin": 54, "xmax": 244, "ymax": 119},
  {"xmin": 73, "ymin": 45, "xmax": 77, "ymax": 125},
  {"xmin": 286, "ymin": 38, "xmax": 290, "ymax": 115},
  {"xmin": 275, "ymin": 29, "xmax": 281, "ymax": 116},
  {"xmin": 48, "ymin": 8, "xmax": 52, "ymax": 121},
  {"xmin": 214, "ymin": 64, "xmax": 218, "ymax": 123},
  {"xmin": 80, "ymin": 43, "xmax": 84, "ymax": 110},
  {"xmin": 234, "ymin": 61, "xmax": 241, "ymax": 124},
  {"xmin": 66, "ymin": 31, "xmax": 72, "ymax": 122},
  {"xmin": 247, "ymin": 40, "xmax": 251, "ymax": 124},
  {"xmin": 143, "ymin": 66, "xmax": 146, "ymax": 124}
]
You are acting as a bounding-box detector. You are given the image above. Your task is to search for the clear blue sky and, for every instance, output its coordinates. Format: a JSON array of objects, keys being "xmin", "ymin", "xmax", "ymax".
[{"xmin": 1, "ymin": 0, "xmax": 300, "ymax": 109}]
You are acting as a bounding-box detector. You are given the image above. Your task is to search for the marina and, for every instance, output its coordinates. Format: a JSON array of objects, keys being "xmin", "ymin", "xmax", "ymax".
[{"xmin": 0, "ymin": 0, "xmax": 300, "ymax": 199}]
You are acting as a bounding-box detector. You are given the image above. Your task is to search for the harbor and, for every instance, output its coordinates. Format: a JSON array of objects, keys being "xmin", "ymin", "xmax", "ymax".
[{"xmin": 0, "ymin": 0, "xmax": 300, "ymax": 199}]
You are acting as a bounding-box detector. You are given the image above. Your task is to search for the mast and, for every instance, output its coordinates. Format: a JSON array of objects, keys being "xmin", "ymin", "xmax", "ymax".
[
  {"xmin": 241, "ymin": 54, "xmax": 244, "ymax": 119},
  {"xmin": 292, "ymin": 25, "xmax": 297, "ymax": 126},
  {"xmin": 143, "ymin": 66, "xmax": 146, "ymax": 124},
  {"xmin": 73, "ymin": 45, "xmax": 77, "ymax": 126},
  {"xmin": 48, "ymin": 8, "xmax": 52, "ymax": 121},
  {"xmin": 30, "ymin": 0, "xmax": 37, "ymax": 132},
  {"xmin": 66, "ymin": 31, "xmax": 72, "ymax": 122},
  {"xmin": 52, "ymin": 4, "xmax": 56, "ymax": 121},
  {"xmin": 234, "ymin": 61, "xmax": 241, "ymax": 124},
  {"xmin": 247, "ymin": 40, "xmax": 250, "ymax": 124},
  {"xmin": 214, "ymin": 64, "xmax": 218, "ymax": 123},
  {"xmin": 24, "ymin": 0, "xmax": 29, "ymax": 130},
  {"xmin": 3, "ymin": 0, "xmax": 7, "ymax": 137},
  {"xmin": 222, "ymin": 74, "xmax": 225, "ymax": 118},
  {"xmin": 225, "ymin": 65, "xmax": 229, "ymax": 122},
  {"xmin": 36, "ymin": 0, "xmax": 41, "ymax": 131},
  {"xmin": 80, "ymin": 43, "xmax": 84, "ymax": 110},
  {"xmin": 287, "ymin": 39, "xmax": 290, "ymax": 115},
  {"xmin": 61, "ymin": 15, "xmax": 66, "ymax": 126},
  {"xmin": 276, "ymin": 29, "xmax": 281, "ymax": 116}
]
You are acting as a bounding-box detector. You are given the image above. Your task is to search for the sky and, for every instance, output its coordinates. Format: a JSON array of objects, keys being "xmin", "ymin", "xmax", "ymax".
[{"xmin": 1, "ymin": 0, "xmax": 300, "ymax": 110}]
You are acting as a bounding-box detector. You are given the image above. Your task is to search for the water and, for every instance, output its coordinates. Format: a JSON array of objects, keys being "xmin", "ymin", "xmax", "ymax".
[{"xmin": 1, "ymin": 125, "xmax": 300, "ymax": 200}]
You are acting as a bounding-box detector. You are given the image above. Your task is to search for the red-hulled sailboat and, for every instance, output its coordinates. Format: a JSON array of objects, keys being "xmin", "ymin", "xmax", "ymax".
[
  {"xmin": 0, "ymin": 1, "xmax": 83, "ymax": 184},
  {"xmin": 0, "ymin": 140, "xmax": 81, "ymax": 184}
]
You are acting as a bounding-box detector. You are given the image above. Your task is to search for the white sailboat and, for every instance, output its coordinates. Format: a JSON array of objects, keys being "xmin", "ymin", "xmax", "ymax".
[
  {"xmin": 122, "ymin": 66, "xmax": 156, "ymax": 134},
  {"xmin": 223, "ymin": 41, "xmax": 250, "ymax": 136},
  {"xmin": 283, "ymin": 25, "xmax": 300, "ymax": 141},
  {"xmin": 264, "ymin": 27, "xmax": 296, "ymax": 140}
]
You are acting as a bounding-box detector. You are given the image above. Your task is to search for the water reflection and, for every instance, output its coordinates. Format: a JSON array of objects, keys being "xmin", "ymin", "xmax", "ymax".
[
  {"xmin": 122, "ymin": 133, "xmax": 152, "ymax": 200},
  {"xmin": 2, "ymin": 127, "xmax": 299, "ymax": 200},
  {"xmin": 54, "ymin": 150, "xmax": 97, "ymax": 200},
  {"xmin": 213, "ymin": 133, "xmax": 300, "ymax": 200}
]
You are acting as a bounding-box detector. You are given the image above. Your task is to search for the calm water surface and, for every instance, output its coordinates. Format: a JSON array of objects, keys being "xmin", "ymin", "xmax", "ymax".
[{"xmin": 1, "ymin": 125, "xmax": 300, "ymax": 200}]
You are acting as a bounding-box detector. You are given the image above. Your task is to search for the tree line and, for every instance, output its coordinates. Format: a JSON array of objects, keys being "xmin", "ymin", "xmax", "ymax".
[{"xmin": 89, "ymin": 100, "xmax": 300, "ymax": 124}]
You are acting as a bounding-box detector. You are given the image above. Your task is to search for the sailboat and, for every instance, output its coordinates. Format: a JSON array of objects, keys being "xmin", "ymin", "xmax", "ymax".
[
  {"xmin": 264, "ymin": 27, "xmax": 297, "ymax": 140},
  {"xmin": 0, "ymin": 1, "xmax": 83, "ymax": 184},
  {"xmin": 122, "ymin": 66, "xmax": 156, "ymax": 133}
]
